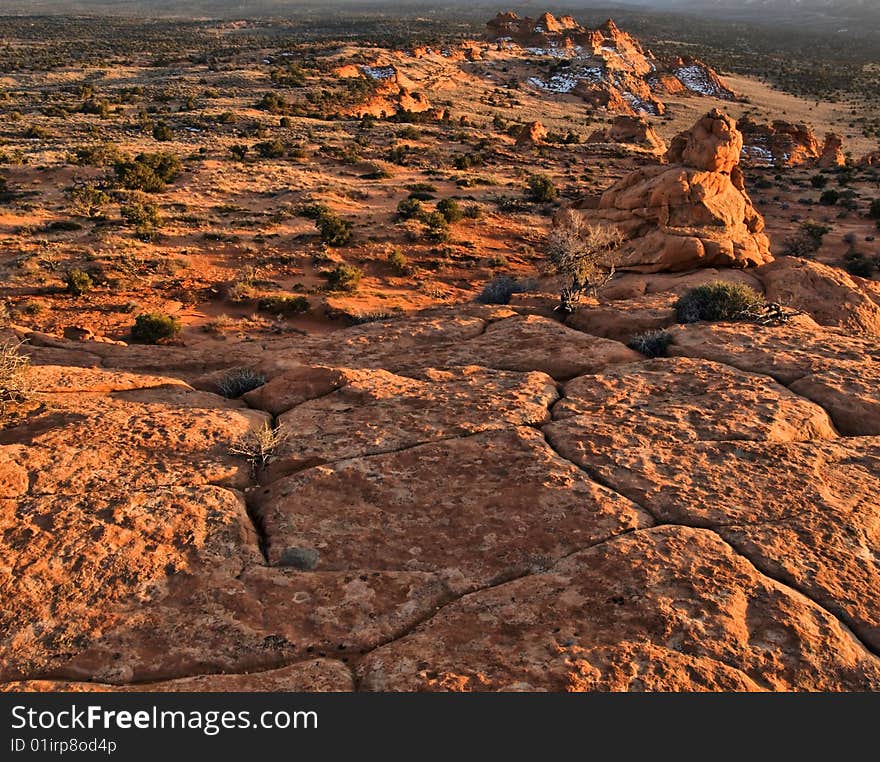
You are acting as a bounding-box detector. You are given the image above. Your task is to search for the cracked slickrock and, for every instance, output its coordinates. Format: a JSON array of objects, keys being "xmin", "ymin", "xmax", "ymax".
[
  {"xmin": 267, "ymin": 366, "xmax": 559, "ymax": 475},
  {"xmin": 252, "ymin": 427, "xmax": 652, "ymax": 593},
  {"xmin": 2, "ymin": 300, "xmax": 879, "ymax": 691}
]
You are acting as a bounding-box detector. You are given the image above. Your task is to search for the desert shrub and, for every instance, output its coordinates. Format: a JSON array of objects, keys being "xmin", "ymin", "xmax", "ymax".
[
  {"xmin": 152, "ymin": 121, "xmax": 173, "ymax": 141},
  {"xmin": 422, "ymin": 211, "xmax": 449, "ymax": 242},
  {"xmin": 782, "ymin": 221, "xmax": 831, "ymax": 257},
  {"xmin": 870, "ymin": 198, "xmax": 880, "ymax": 220},
  {"xmin": 396, "ymin": 198, "xmax": 422, "ymax": 219},
  {"xmin": 297, "ymin": 202, "xmax": 331, "ymax": 220},
  {"xmin": 842, "ymin": 248, "xmax": 877, "ymax": 278},
  {"xmin": 628, "ymin": 330, "xmax": 673, "ymax": 358},
  {"xmin": 229, "ymin": 144, "xmax": 248, "ymax": 161},
  {"xmin": 120, "ymin": 194, "xmax": 162, "ymax": 239},
  {"xmin": 322, "ymin": 263, "xmax": 363, "ymax": 292},
  {"xmin": 527, "ymin": 173, "xmax": 558, "ymax": 203},
  {"xmin": 64, "ymin": 269, "xmax": 93, "ymax": 296},
  {"xmin": 674, "ymin": 282, "xmax": 766, "ymax": 323},
  {"xmin": 476, "ymin": 275, "xmax": 533, "ymax": 305},
  {"xmin": 810, "ymin": 174, "xmax": 828, "ymax": 188},
  {"xmin": 819, "ymin": 189, "xmax": 840, "ymax": 206},
  {"xmin": 254, "ymin": 138, "xmax": 286, "ymax": 158},
  {"xmin": 115, "ymin": 152, "xmax": 181, "ymax": 192},
  {"xmin": 387, "ymin": 247, "xmax": 412, "ymax": 275},
  {"xmin": 131, "ymin": 312, "xmax": 181, "ymax": 343},
  {"xmin": 464, "ymin": 203, "xmax": 482, "ymax": 219},
  {"xmin": 453, "ymin": 154, "xmax": 483, "ymax": 170},
  {"xmin": 437, "ymin": 198, "xmax": 463, "ymax": 223},
  {"xmin": 0, "ymin": 341, "xmax": 31, "ymax": 413},
  {"xmin": 256, "ymin": 92, "xmax": 289, "ymax": 114},
  {"xmin": 406, "ymin": 183, "xmax": 436, "ymax": 200},
  {"xmin": 68, "ymin": 185, "xmax": 110, "ymax": 218},
  {"xmin": 546, "ymin": 210, "xmax": 623, "ymax": 312},
  {"xmin": 258, "ymin": 295, "xmax": 311, "ymax": 316},
  {"xmin": 216, "ymin": 367, "xmax": 267, "ymax": 399},
  {"xmin": 73, "ymin": 142, "xmax": 122, "ymax": 167},
  {"xmin": 229, "ymin": 422, "xmax": 287, "ymax": 470},
  {"xmin": 315, "ymin": 211, "xmax": 353, "ymax": 246}
]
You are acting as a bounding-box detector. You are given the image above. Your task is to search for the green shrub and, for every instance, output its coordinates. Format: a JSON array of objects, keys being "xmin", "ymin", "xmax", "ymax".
[
  {"xmin": 115, "ymin": 152, "xmax": 181, "ymax": 192},
  {"xmin": 842, "ymin": 248, "xmax": 877, "ymax": 278},
  {"xmin": 315, "ymin": 211, "xmax": 353, "ymax": 246},
  {"xmin": 257, "ymin": 295, "xmax": 311, "ymax": 316},
  {"xmin": 73, "ymin": 142, "xmax": 122, "ymax": 167},
  {"xmin": 396, "ymin": 198, "xmax": 422, "ymax": 220},
  {"xmin": 527, "ymin": 173, "xmax": 557, "ymax": 203},
  {"xmin": 254, "ymin": 138, "xmax": 286, "ymax": 158},
  {"xmin": 387, "ymin": 247, "xmax": 412, "ymax": 275},
  {"xmin": 256, "ymin": 92, "xmax": 289, "ymax": 114},
  {"xmin": 69, "ymin": 185, "xmax": 110, "ymax": 218},
  {"xmin": 628, "ymin": 330, "xmax": 673, "ymax": 358},
  {"xmin": 819, "ymin": 189, "xmax": 840, "ymax": 206},
  {"xmin": 120, "ymin": 195, "xmax": 162, "ymax": 239},
  {"xmin": 422, "ymin": 211, "xmax": 449, "ymax": 242},
  {"xmin": 322, "ymin": 263, "xmax": 363, "ymax": 292},
  {"xmin": 437, "ymin": 198, "xmax": 464, "ymax": 223},
  {"xmin": 152, "ymin": 121, "xmax": 173, "ymax": 141},
  {"xmin": 131, "ymin": 312, "xmax": 181, "ymax": 343},
  {"xmin": 782, "ymin": 221, "xmax": 831, "ymax": 257},
  {"xmin": 65, "ymin": 269, "xmax": 93, "ymax": 296},
  {"xmin": 674, "ymin": 282, "xmax": 765, "ymax": 323}
]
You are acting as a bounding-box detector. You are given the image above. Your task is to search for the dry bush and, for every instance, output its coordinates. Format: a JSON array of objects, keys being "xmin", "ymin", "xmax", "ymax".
[
  {"xmin": 0, "ymin": 341, "xmax": 31, "ymax": 413},
  {"xmin": 229, "ymin": 423, "xmax": 288, "ymax": 470},
  {"xmin": 546, "ymin": 210, "xmax": 624, "ymax": 312}
]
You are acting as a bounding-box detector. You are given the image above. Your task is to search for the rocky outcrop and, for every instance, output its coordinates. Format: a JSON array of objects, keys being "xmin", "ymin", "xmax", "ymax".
[
  {"xmin": 334, "ymin": 63, "xmax": 431, "ymax": 118},
  {"xmin": 491, "ymin": 12, "xmax": 733, "ymax": 116},
  {"xmin": 573, "ymin": 109, "xmax": 773, "ymax": 272},
  {"xmin": 818, "ymin": 132, "xmax": 846, "ymax": 168},
  {"xmin": 756, "ymin": 257, "xmax": 880, "ymax": 336},
  {"xmin": 739, "ymin": 118, "xmax": 847, "ymax": 168},
  {"xmin": 515, "ymin": 120, "xmax": 548, "ymax": 146},
  {"xmin": 860, "ymin": 150, "xmax": 880, "ymax": 167},
  {"xmin": 587, "ymin": 114, "xmax": 667, "ymax": 154}
]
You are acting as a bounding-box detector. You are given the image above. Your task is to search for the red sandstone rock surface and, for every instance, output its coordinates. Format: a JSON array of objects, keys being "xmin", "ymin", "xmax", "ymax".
[{"xmin": 2, "ymin": 270, "xmax": 879, "ymax": 691}]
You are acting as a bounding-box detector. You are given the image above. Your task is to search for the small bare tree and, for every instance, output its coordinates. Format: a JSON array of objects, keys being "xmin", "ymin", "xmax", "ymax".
[
  {"xmin": 229, "ymin": 422, "xmax": 288, "ymax": 473},
  {"xmin": 546, "ymin": 210, "xmax": 624, "ymax": 313},
  {"xmin": 0, "ymin": 340, "xmax": 31, "ymax": 414}
]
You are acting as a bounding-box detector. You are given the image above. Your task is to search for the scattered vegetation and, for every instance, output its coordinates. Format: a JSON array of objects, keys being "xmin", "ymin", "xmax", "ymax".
[
  {"xmin": 322, "ymin": 263, "xmax": 363, "ymax": 292},
  {"xmin": 64, "ymin": 269, "xmax": 93, "ymax": 296},
  {"xmin": 216, "ymin": 367, "xmax": 267, "ymax": 399},
  {"xmin": 628, "ymin": 330, "xmax": 674, "ymax": 358},
  {"xmin": 674, "ymin": 282, "xmax": 766, "ymax": 323},
  {"xmin": 546, "ymin": 211, "xmax": 623, "ymax": 313},
  {"xmin": 130, "ymin": 312, "xmax": 181, "ymax": 343}
]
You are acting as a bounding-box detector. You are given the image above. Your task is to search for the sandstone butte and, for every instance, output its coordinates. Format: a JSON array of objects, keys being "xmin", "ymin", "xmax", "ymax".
[
  {"xmin": 2, "ymin": 115, "xmax": 880, "ymax": 694},
  {"xmin": 572, "ymin": 109, "xmax": 773, "ymax": 273}
]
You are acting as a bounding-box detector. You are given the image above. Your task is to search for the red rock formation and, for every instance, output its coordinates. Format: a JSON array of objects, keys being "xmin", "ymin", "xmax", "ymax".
[
  {"xmin": 587, "ymin": 114, "xmax": 667, "ymax": 154},
  {"xmin": 489, "ymin": 12, "xmax": 733, "ymax": 116},
  {"xmin": 819, "ymin": 132, "xmax": 846, "ymax": 168},
  {"xmin": 515, "ymin": 120, "xmax": 548, "ymax": 146},
  {"xmin": 574, "ymin": 109, "xmax": 772, "ymax": 272}
]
